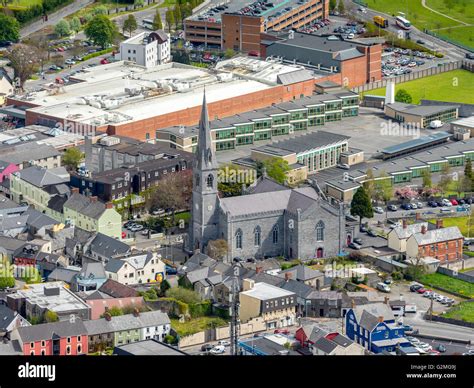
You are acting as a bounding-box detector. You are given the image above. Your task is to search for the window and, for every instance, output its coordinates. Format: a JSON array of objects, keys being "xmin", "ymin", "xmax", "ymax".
[
  {"xmin": 316, "ymin": 221, "xmax": 325, "ymax": 241},
  {"xmin": 77, "ymin": 336, "xmax": 81, "ymax": 342},
  {"xmin": 235, "ymin": 229, "xmax": 243, "ymax": 249},
  {"xmin": 41, "ymin": 341, "xmax": 45, "ymax": 347},
  {"xmin": 254, "ymin": 226, "xmax": 261, "ymax": 247},
  {"xmin": 77, "ymin": 344, "xmax": 82, "ymax": 354},
  {"xmin": 41, "ymin": 350, "xmax": 45, "ymax": 356},
  {"xmin": 30, "ymin": 342, "xmax": 34, "ymax": 349},
  {"xmin": 207, "ymin": 174, "xmax": 214, "ymax": 188},
  {"xmin": 66, "ymin": 345, "xmax": 71, "ymax": 355},
  {"xmin": 272, "ymin": 225, "xmax": 279, "ymax": 244}
]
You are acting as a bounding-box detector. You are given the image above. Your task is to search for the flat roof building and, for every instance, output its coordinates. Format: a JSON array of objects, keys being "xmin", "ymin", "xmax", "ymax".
[{"xmin": 384, "ymin": 102, "xmax": 459, "ymax": 129}]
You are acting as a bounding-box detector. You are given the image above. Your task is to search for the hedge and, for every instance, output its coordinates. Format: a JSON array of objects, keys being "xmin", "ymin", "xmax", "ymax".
[{"xmin": 81, "ymin": 47, "xmax": 115, "ymax": 61}]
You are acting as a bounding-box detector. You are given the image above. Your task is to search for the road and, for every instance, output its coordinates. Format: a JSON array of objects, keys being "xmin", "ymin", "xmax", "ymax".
[
  {"xmin": 344, "ymin": 0, "xmax": 470, "ymax": 61},
  {"xmin": 20, "ymin": 0, "xmax": 94, "ymax": 39}
]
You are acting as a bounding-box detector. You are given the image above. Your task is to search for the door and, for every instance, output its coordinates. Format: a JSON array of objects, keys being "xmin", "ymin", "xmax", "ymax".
[
  {"xmin": 316, "ymin": 248, "xmax": 323, "ymax": 258},
  {"xmin": 347, "ymin": 234, "xmax": 352, "ymax": 245}
]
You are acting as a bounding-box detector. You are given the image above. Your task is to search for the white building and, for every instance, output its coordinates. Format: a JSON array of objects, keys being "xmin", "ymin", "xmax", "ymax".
[
  {"xmin": 119, "ymin": 31, "xmax": 170, "ymax": 68},
  {"xmin": 104, "ymin": 251, "xmax": 166, "ymax": 285}
]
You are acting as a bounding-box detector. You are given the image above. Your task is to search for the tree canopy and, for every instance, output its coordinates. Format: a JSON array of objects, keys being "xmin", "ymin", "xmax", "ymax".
[
  {"xmin": 0, "ymin": 14, "xmax": 20, "ymax": 43},
  {"xmin": 395, "ymin": 89, "xmax": 412, "ymax": 104},
  {"xmin": 62, "ymin": 147, "xmax": 84, "ymax": 171},
  {"xmin": 261, "ymin": 157, "xmax": 290, "ymax": 184},
  {"xmin": 84, "ymin": 15, "xmax": 118, "ymax": 49},
  {"xmin": 350, "ymin": 186, "xmax": 373, "ymax": 225},
  {"xmin": 55, "ymin": 19, "xmax": 71, "ymax": 37},
  {"xmin": 123, "ymin": 14, "xmax": 138, "ymax": 37}
]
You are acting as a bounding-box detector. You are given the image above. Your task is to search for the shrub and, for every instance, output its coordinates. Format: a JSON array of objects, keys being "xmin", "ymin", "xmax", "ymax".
[{"xmin": 166, "ymin": 287, "xmax": 201, "ymax": 304}]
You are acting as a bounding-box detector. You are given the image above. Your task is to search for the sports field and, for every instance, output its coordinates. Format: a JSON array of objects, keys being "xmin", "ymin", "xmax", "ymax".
[
  {"xmin": 363, "ymin": 0, "xmax": 474, "ymax": 49},
  {"xmin": 361, "ymin": 70, "xmax": 474, "ymax": 104}
]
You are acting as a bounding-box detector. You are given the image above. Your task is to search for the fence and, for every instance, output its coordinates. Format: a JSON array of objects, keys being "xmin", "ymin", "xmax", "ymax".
[
  {"xmin": 437, "ymin": 266, "xmax": 474, "ymax": 284},
  {"xmin": 353, "ymin": 61, "xmax": 462, "ymax": 93},
  {"xmin": 430, "ymin": 312, "xmax": 474, "ymax": 329},
  {"xmin": 424, "ymin": 29, "xmax": 474, "ymax": 54}
]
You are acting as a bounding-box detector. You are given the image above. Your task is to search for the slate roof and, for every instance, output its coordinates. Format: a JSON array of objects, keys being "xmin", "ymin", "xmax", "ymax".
[
  {"xmin": 313, "ymin": 336, "xmax": 338, "ymax": 354},
  {"xmin": 83, "ymin": 311, "xmax": 170, "ymax": 335},
  {"xmin": 412, "ymin": 226, "xmax": 463, "ymax": 245},
  {"xmin": 48, "ymin": 267, "xmax": 80, "ymax": 283},
  {"xmin": 279, "ymin": 279, "xmax": 314, "ymax": 299},
  {"xmin": 308, "ymin": 326, "xmax": 330, "ymax": 343},
  {"xmin": 13, "ymin": 166, "xmax": 69, "ymax": 188},
  {"xmin": 24, "ymin": 208, "xmax": 58, "ymax": 230},
  {"xmin": 353, "ymin": 303, "xmax": 395, "ymax": 332},
  {"xmin": 99, "ymin": 279, "xmax": 139, "ymax": 298},
  {"xmin": 114, "ymin": 339, "xmax": 186, "ymax": 355},
  {"xmin": 0, "ymin": 304, "xmax": 18, "ymax": 332},
  {"xmin": 0, "ymin": 143, "xmax": 60, "ymax": 166},
  {"xmin": 64, "ymin": 193, "xmax": 107, "ymax": 219},
  {"xmin": 279, "ymin": 264, "xmax": 324, "ymax": 281},
  {"xmin": 277, "ymin": 69, "xmax": 314, "ymax": 85},
  {"xmin": 391, "ymin": 222, "xmax": 428, "ymax": 239},
  {"xmin": 88, "ymin": 233, "xmax": 131, "ymax": 258},
  {"xmin": 245, "ymin": 176, "xmax": 288, "ymax": 195},
  {"xmin": 104, "ymin": 258, "xmax": 126, "ymax": 273},
  {"xmin": 16, "ymin": 319, "xmax": 87, "ymax": 343},
  {"xmin": 77, "ymin": 261, "xmax": 106, "ymax": 280}
]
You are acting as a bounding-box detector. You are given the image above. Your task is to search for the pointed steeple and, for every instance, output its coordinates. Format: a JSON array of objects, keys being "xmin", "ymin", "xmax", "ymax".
[{"xmin": 197, "ymin": 89, "xmax": 217, "ymax": 170}]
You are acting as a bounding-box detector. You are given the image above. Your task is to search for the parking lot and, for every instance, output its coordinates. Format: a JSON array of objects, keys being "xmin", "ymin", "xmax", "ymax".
[{"xmin": 382, "ymin": 47, "xmax": 441, "ymax": 78}]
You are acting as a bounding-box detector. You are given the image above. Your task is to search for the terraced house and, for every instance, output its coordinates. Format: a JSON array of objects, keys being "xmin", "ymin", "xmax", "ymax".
[{"xmin": 84, "ymin": 310, "xmax": 171, "ymax": 352}]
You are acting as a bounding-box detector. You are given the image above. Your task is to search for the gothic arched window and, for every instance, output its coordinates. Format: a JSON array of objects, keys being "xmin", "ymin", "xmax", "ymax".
[
  {"xmin": 206, "ymin": 174, "xmax": 214, "ymax": 188},
  {"xmin": 254, "ymin": 226, "xmax": 261, "ymax": 247},
  {"xmin": 272, "ymin": 225, "xmax": 279, "ymax": 244},
  {"xmin": 316, "ymin": 221, "xmax": 325, "ymax": 242},
  {"xmin": 235, "ymin": 229, "xmax": 243, "ymax": 249}
]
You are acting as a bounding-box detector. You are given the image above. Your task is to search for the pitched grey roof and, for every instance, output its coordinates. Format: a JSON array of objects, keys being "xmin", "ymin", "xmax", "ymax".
[
  {"xmin": 84, "ymin": 311, "xmax": 170, "ymax": 335},
  {"xmin": 48, "ymin": 267, "xmax": 80, "ymax": 283},
  {"xmin": 114, "ymin": 339, "xmax": 186, "ymax": 355},
  {"xmin": 24, "ymin": 208, "xmax": 58, "ymax": 229},
  {"xmin": 16, "ymin": 320, "xmax": 87, "ymax": 343},
  {"xmin": 308, "ymin": 326, "xmax": 329, "ymax": 343},
  {"xmin": 0, "ymin": 142, "xmax": 60, "ymax": 166},
  {"xmin": 279, "ymin": 264, "xmax": 323, "ymax": 281},
  {"xmin": 353, "ymin": 303, "xmax": 395, "ymax": 331},
  {"xmin": 277, "ymin": 69, "xmax": 314, "ymax": 85},
  {"xmin": 313, "ymin": 336, "xmax": 338, "ymax": 354},
  {"xmin": 391, "ymin": 222, "xmax": 428, "ymax": 239},
  {"xmin": 0, "ymin": 305, "xmax": 17, "ymax": 332},
  {"xmin": 246, "ymin": 176, "xmax": 287, "ymax": 195},
  {"xmin": 0, "ymin": 236, "xmax": 26, "ymax": 252},
  {"xmin": 88, "ymin": 233, "xmax": 131, "ymax": 258},
  {"xmin": 64, "ymin": 193, "xmax": 107, "ymax": 219},
  {"xmin": 412, "ymin": 226, "xmax": 463, "ymax": 245},
  {"xmin": 78, "ymin": 261, "xmax": 106, "ymax": 279},
  {"xmin": 0, "ymin": 214, "xmax": 27, "ymax": 231},
  {"xmin": 104, "ymin": 258, "xmax": 126, "ymax": 273},
  {"xmin": 279, "ymin": 279, "xmax": 313, "ymax": 299},
  {"xmin": 220, "ymin": 189, "xmax": 292, "ymax": 216}
]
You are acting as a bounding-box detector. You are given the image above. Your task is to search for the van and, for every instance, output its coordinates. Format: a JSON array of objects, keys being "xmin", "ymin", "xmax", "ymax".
[
  {"xmin": 429, "ymin": 120, "xmax": 443, "ymax": 129},
  {"xmin": 377, "ymin": 282, "xmax": 391, "ymax": 293},
  {"xmin": 404, "ymin": 304, "xmax": 417, "ymax": 313}
]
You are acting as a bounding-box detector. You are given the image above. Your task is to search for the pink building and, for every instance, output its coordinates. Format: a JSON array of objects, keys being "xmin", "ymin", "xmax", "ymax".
[{"xmin": 0, "ymin": 160, "xmax": 19, "ymax": 183}]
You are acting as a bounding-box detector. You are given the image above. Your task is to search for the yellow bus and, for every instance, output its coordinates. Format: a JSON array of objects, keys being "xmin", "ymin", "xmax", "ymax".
[{"xmin": 373, "ymin": 15, "xmax": 388, "ymax": 28}]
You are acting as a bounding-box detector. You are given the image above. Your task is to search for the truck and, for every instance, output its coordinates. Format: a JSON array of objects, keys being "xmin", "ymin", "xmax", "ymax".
[{"xmin": 373, "ymin": 15, "xmax": 388, "ymax": 28}]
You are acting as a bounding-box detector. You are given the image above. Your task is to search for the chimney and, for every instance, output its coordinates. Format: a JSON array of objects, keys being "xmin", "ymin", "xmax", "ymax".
[
  {"xmin": 384, "ymin": 296, "xmax": 390, "ymax": 305},
  {"xmin": 285, "ymin": 272, "xmax": 292, "ymax": 281},
  {"xmin": 90, "ymin": 196, "xmax": 98, "ymax": 203},
  {"xmin": 421, "ymin": 225, "xmax": 427, "ymax": 234},
  {"xmin": 415, "ymin": 212, "xmax": 421, "ymax": 221},
  {"xmin": 243, "ymin": 278, "xmax": 255, "ymax": 291},
  {"xmin": 104, "ymin": 312, "xmax": 112, "ymax": 321},
  {"xmin": 378, "ymin": 316, "xmax": 384, "ymax": 323},
  {"xmin": 256, "ymin": 266, "xmax": 263, "ymax": 274},
  {"xmin": 351, "ymin": 299, "xmax": 355, "ymax": 309},
  {"xmin": 105, "ymin": 202, "xmax": 114, "ymax": 209},
  {"xmin": 436, "ymin": 219, "xmax": 444, "ymax": 229},
  {"xmin": 133, "ymin": 307, "xmax": 140, "ymax": 317},
  {"xmin": 402, "ymin": 219, "xmax": 407, "ymax": 229},
  {"xmin": 71, "ymin": 187, "xmax": 79, "ymax": 194}
]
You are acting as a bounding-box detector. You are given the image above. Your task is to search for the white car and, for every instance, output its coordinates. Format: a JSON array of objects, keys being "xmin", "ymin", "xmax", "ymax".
[
  {"xmin": 377, "ymin": 282, "xmax": 391, "ymax": 293},
  {"xmin": 337, "ymin": 163, "xmax": 350, "ymax": 170},
  {"xmin": 347, "ymin": 33, "xmax": 355, "ymax": 39},
  {"xmin": 210, "ymin": 345, "xmax": 225, "ymax": 354},
  {"xmin": 374, "ymin": 206, "xmax": 384, "ymax": 214},
  {"xmin": 409, "ymin": 337, "xmax": 421, "ymax": 345},
  {"xmin": 218, "ymin": 340, "xmax": 231, "ymax": 347},
  {"xmin": 417, "ymin": 343, "xmax": 432, "ymax": 351}
]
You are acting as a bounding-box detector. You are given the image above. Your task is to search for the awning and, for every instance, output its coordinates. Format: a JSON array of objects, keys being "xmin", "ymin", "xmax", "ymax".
[{"xmin": 0, "ymin": 105, "xmax": 26, "ymax": 119}]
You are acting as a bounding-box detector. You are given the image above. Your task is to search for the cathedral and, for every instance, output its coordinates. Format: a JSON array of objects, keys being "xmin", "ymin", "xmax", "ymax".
[{"xmin": 189, "ymin": 93, "xmax": 350, "ymax": 262}]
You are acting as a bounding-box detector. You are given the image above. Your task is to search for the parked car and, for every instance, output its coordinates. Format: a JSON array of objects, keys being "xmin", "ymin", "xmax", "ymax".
[
  {"xmin": 141, "ymin": 229, "xmax": 149, "ymax": 236},
  {"xmin": 436, "ymin": 344, "xmax": 447, "ymax": 353},
  {"xmin": 209, "ymin": 345, "xmax": 225, "ymax": 354},
  {"xmin": 274, "ymin": 329, "xmax": 290, "ymax": 335},
  {"xmin": 410, "ymin": 203, "xmax": 418, "ymax": 210},
  {"xmin": 450, "ymin": 198, "xmax": 458, "ymax": 205},
  {"xmin": 367, "ymin": 229, "xmax": 378, "ymax": 237},
  {"xmin": 201, "ymin": 344, "xmax": 214, "ymax": 352},
  {"xmin": 401, "ymin": 203, "xmax": 412, "ymax": 210},
  {"xmin": 417, "ymin": 343, "xmax": 432, "ymax": 351},
  {"xmin": 387, "ymin": 204, "xmax": 398, "ymax": 211},
  {"xmin": 384, "ymin": 277, "xmax": 393, "ymax": 285},
  {"xmin": 217, "ymin": 340, "xmax": 231, "ymax": 347},
  {"xmin": 416, "ymin": 202, "xmax": 423, "ymax": 208},
  {"xmin": 359, "ymin": 225, "xmax": 368, "ymax": 233},
  {"xmin": 374, "ymin": 206, "xmax": 384, "ymax": 214},
  {"xmin": 404, "ymin": 304, "xmax": 417, "ymax": 313},
  {"xmin": 353, "ymin": 237, "xmax": 363, "ymax": 245},
  {"xmin": 377, "ymin": 282, "xmax": 391, "ymax": 293},
  {"xmin": 165, "ymin": 265, "xmax": 177, "ymax": 275},
  {"xmin": 428, "ymin": 201, "xmax": 438, "ymax": 207},
  {"xmin": 348, "ymin": 242, "xmax": 362, "ymax": 250},
  {"xmin": 337, "ymin": 163, "xmax": 350, "ymax": 170},
  {"xmin": 416, "ymin": 287, "xmax": 427, "ymax": 294},
  {"xmin": 410, "ymin": 284, "xmax": 423, "ymax": 292}
]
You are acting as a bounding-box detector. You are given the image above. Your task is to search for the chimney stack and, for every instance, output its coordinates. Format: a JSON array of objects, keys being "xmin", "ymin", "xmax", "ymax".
[
  {"xmin": 104, "ymin": 312, "xmax": 112, "ymax": 321},
  {"xmin": 421, "ymin": 225, "xmax": 427, "ymax": 234},
  {"xmin": 285, "ymin": 272, "xmax": 292, "ymax": 281},
  {"xmin": 133, "ymin": 307, "xmax": 140, "ymax": 317},
  {"xmin": 351, "ymin": 299, "xmax": 355, "ymax": 309},
  {"xmin": 384, "ymin": 296, "xmax": 390, "ymax": 305},
  {"xmin": 415, "ymin": 212, "xmax": 421, "ymax": 221},
  {"xmin": 256, "ymin": 266, "xmax": 263, "ymax": 274},
  {"xmin": 378, "ymin": 316, "xmax": 384, "ymax": 323},
  {"xmin": 436, "ymin": 219, "xmax": 444, "ymax": 229},
  {"xmin": 105, "ymin": 202, "xmax": 114, "ymax": 209},
  {"xmin": 71, "ymin": 187, "xmax": 79, "ymax": 194},
  {"xmin": 402, "ymin": 219, "xmax": 407, "ymax": 229},
  {"xmin": 243, "ymin": 278, "xmax": 255, "ymax": 291},
  {"xmin": 90, "ymin": 196, "xmax": 98, "ymax": 203}
]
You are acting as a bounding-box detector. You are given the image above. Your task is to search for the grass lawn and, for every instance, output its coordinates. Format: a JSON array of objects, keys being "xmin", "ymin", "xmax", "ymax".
[
  {"xmin": 171, "ymin": 316, "xmax": 228, "ymax": 337},
  {"xmin": 362, "ymin": 70, "xmax": 474, "ymax": 104},
  {"xmin": 443, "ymin": 301, "xmax": 474, "ymax": 323},
  {"xmin": 427, "ymin": 216, "xmax": 473, "ymax": 237},
  {"xmin": 0, "ymin": 0, "xmax": 42, "ymax": 9},
  {"xmin": 419, "ymin": 273, "xmax": 474, "ymax": 298},
  {"xmin": 363, "ymin": 0, "xmax": 473, "ymax": 48}
]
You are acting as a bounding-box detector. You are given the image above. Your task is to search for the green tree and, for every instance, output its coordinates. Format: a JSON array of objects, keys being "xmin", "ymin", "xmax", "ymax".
[
  {"xmin": 350, "ymin": 186, "xmax": 374, "ymax": 228},
  {"xmin": 7, "ymin": 44, "xmax": 41, "ymax": 90},
  {"xmin": 174, "ymin": 4, "xmax": 182, "ymax": 29},
  {"xmin": 165, "ymin": 10, "xmax": 175, "ymax": 33},
  {"xmin": 218, "ymin": 163, "xmax": 254, "ymax": 197},
  {"xmin": 374, "ymin": 172, "xmax": 392, "ymax": 204},
  {"xmin": 0, "ymin": 14, "xmax": 20, "ymax": 43},
  {"xmin": 224, "ymin": 48, "xmax": 235, "ymax": 58},
  {"xmin": 0, "ymin": 276, "xmax": 15, "ymax": 289},
  {"xmin": 262, "ymin": 157, "xmax": 290, "ymax": 185},
  {"xmin": 70, "ymin": 17, "xmax": 82, "ymax": 33},
  {"xmin": 62, "ymin": 147, "xmax": 84, "ymax": 171},
  {"xmin": 93, "ymin": 5, "xmax": 108, "ymax": 15},
  {"xmin": 160, "ymin": 279, "xmax": 171, "ymax": 296},
  {"xmin": 106, "ymin": 306, "xmax": 124, "ymax": 317},
  {"xmin": 337, "ymin": 0, "xmax": 345, "ymax": 14},
  {"xmin": 329, "ymin": 0, "xmax": 337, "ymax": 10},
  {"xmin": 395, "ymin": 89, "xmax": 412, "ymax": 103},
  {"xmin": 153, "ymin": 10, "xmax": 163, "ymax": 30},
  {"xmin": 55, "ymin": 19, "xmax": 71, "ymax": 37},
  {"xmin": 166, "ymin": 287, "xmax": 201, "ymax": 304},
  {"xmin": 465, "ymin": 158, "xmax": 473, "ymax": 180},
  {"xmin": 421, "ymin": 169, "xmax": 432, "ymax": 188},
  {"xmin": 44, "ymin": 310, "xmax": 59, "ymax": 323},
  {"xmin": 123, "ymin": 14, "xmax": 138, "ymax": 37},
  {"xmin": 84, "ymin": 15, "xmax": 118, "ymax": 49}
]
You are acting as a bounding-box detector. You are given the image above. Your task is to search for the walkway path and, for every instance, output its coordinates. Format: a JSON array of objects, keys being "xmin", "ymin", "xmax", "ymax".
[{"xmin": 421, "ymin": 0, "xmax": 468, "ymax": 26}]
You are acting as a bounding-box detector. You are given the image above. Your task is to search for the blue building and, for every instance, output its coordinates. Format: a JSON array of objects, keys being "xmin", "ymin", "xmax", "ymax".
[
  {"xmin": 345, "ymin": 303, "xmax": 411, "ymax": 354},
  {"xmin": 72, "ymin": 261, "xmax": 107, "ymax": 292}
]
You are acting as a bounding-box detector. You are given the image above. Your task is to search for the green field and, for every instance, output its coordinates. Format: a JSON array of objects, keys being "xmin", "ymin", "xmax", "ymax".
[
  {"xmin": 428, "ymin": 216, "xmax": 474, "ymax": 237},
  {"xmin": 419, "ymin": 273, "xmax": 474, "ymax": 298},
  {"xmin": 362, "ymin": 70, "xmax": 474, "ymax": 104},
  {"xmin": 171, "ymin": 316, "xmax": 228, "ymax": 337},
  {"xmin": 443, "ymin": 301, "xmax": 474, "ymax": 323},
  {"xmin": 363, "ymin": 0, "xmax": 474, "ymax": 49},
  {"xmin": 0, "ymin": 0, "xmax": 42, "ymax": 8}
]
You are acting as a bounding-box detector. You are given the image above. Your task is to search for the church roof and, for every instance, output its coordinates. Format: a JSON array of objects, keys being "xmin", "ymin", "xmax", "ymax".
[{"xmin": 245, "ymin": 176, "xmax": 287, "ymax": 195}]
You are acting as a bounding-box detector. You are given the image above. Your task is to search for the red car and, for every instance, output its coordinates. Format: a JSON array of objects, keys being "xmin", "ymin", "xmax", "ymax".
[
  {"xmin": 274, "ymin": 329, "xmax": 290, "ymax": 335},
  {"xmin": 450, "ymin": 199, "xmax": 458, "ymax": 205},
  {"xmin": 416, "ymin": 288, "xmax": 427, "ymax": 294},
  {"xmin": 121, "ymin": 231, "xmax": 126, "ymax": 239}
]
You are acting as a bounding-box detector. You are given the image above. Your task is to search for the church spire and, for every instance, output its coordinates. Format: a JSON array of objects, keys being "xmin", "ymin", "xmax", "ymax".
[{"xmin": 197, "ymin": 90, "xmax": 217, "ymax": 170}]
